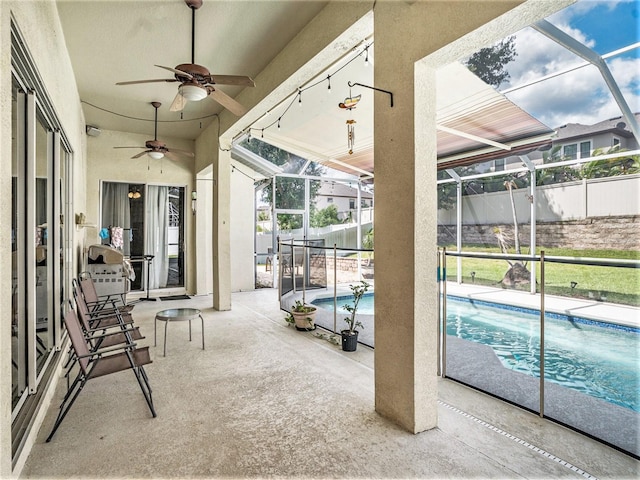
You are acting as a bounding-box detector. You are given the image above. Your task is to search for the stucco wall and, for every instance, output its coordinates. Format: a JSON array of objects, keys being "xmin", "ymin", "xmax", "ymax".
[{"xmin": 230, "ymin": 162, "xmax": 257, "ymax": 291}]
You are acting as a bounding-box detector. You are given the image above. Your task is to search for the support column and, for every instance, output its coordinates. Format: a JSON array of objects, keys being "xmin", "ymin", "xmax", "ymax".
[
  {"xmin": 213, "ymin": 148, "xmax": 232, "ymax": 311},
  {"xmin": 373, "ymin": 0, "xmax": 533, "ymax": 434}
]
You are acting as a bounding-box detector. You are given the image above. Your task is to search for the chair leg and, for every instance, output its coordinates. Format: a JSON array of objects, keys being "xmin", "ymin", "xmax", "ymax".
[
  {"xmin": 124, "ymin": 350, "xmax": 156, "ymax": 418},
  {"xmin": 46, "ymin": 374, "xmax": 86, "ymax": 442}
]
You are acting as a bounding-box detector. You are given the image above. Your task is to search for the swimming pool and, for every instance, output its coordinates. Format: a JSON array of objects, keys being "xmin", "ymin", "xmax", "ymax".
[{"xmin": 312, "ymin": 293, "xmax": 640, "ymax": 412}]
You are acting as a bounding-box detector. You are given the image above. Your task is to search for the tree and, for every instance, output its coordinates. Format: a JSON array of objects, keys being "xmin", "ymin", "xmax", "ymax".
[
  {"xmin": 310, "ymin": 204, "xmax": 341, "ymax": 228},
  {"xmin": 465, "ymin": 36, "xmax": 517, "ymax": 88},
  {"xmin": 581, "ymin": 145, "xmax": 640, "ymax": 179},
  {"xmin": 495, "ymin": 175, "xmax": 530, "ymax": 288},
  {"xmin": 536, "ymin": 146, "xmax": 581, "ymax": 185},
  {"xmin": 362, "ymin": 227, "xmax": 374, "ymax": 266}
]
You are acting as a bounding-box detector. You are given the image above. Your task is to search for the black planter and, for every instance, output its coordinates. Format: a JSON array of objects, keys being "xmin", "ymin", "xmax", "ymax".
[{"xmin": 341, "ymin": 330, "xmax": 359, "ymax": 352}]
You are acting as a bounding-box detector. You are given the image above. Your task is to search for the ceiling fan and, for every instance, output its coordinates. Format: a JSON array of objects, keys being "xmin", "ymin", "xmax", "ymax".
[
  {"xmin": 114, "ymin": 101, "xmax": 195, "ymax": 161},
  {"xmin": 116, "ymin": 0, "xmax": 255, "ymax": 116}
]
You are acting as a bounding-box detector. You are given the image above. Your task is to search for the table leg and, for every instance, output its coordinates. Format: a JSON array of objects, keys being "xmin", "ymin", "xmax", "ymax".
[
  {"xmin": 163, "ymin": 321, "xmax": 168, "ymax": 357},
  {"xmin": 200, "ymin": 315, "xmax": 204, "ymax": 350},
  {"xmin": 154, "ymin": 317, "xmax": 157, "ymax": 347},
  {"xmin": 188, "ymin": 319, "xmax": 192, "ymax": 341}
]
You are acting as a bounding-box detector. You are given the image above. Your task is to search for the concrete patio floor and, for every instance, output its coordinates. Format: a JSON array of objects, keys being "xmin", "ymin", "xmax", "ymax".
[{"xmin": 19, "ymin": 288, "xmax": 638, "ymax": 479}]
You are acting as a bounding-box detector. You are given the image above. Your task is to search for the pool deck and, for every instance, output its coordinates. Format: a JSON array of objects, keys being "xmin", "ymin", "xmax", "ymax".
[
  {"xmin": 289, "ymin": 282, "xmax": 640, "ymax": 458},
  {"xmin": 445, "ymin": 282, "xmax": 640, "ymax": 329}
]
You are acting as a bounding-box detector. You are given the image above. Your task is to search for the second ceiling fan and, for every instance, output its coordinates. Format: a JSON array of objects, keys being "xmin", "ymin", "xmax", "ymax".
[
  {"xmin": 117, "ymin": 0, "xmax": 255, "ymax": 116},
  {"xmin": 114, "ymin": 101, "xmax": 195, "ymax": 160}
]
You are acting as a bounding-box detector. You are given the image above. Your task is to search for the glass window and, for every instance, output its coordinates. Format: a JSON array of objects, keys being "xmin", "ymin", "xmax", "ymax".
[
  {"xmin": 579, "ymin": 141, "xmax": 591, "ymax": 159},
  {"xmin": 349, "ymin": 199, "xmax": 355, "ymax": 209},
  {"xmin": 563, "ymin": 144, "xmax": 577, "ymax": 160}
]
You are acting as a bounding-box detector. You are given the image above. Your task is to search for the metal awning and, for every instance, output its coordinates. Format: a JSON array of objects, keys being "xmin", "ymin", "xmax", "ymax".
[
  {"xmin": 247, "ymin": 61, "xmax": 554, "ymax": 178},
  {"xmin": 435, "ymin": 63, "xmax": 555, "ymax": 169}
]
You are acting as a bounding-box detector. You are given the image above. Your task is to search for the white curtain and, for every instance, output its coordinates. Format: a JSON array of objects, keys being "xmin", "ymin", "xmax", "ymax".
[
  {"xmin": 145, "ymin": 186, "xmax": 169, "ymax": 289},
  {"xmin": 101, "ymin": 182, "xmax": 131, "ymax": 254}
]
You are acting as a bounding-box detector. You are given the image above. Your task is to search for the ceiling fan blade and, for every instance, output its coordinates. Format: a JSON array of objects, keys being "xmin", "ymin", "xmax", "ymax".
[
  {"xmin": 170, "ymin": 92, "xmax": 188, "ymax": 112},
  {"xmin": 114, "ymin": 146, "xmax": 146, "ymax": 149},
  {"xmin": 116, "ymin": 79, "xmax": 177, "ymax": 85},
  {"xmin": 131, "ymin": 150, "xmax": 151, "ymax": 159},
  {"xmin": 155, "ymin": 65, "xmax": 194, "ymax": 79},
  {"xmin": 209, "ymin": 88, "xmax": 247, "ymax": 116},
  {"xmin": 164, "ymin": 151, "xmax": 182, "ymax": 162},
  {"xmin": 205, "ymin": 74, "xmax": 255, "ymax": 87},
  {"xmin": 167, "ymin": 147, "xmax": 195, "ymax": 158}
]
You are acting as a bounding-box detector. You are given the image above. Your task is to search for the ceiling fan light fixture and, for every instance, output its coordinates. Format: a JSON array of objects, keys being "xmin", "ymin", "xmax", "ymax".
[
  {"xmin": 148, "ymin": 151, "xmax": 165, "ymax": 160},
  {"xmin": 179, "ymin": 84, "xmax": 207, "ymax": 101}
]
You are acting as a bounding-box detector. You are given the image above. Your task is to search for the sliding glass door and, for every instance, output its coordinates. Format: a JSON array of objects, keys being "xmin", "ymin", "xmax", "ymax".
[
  {"xmin": 101, "ymin": 182, "xmax": 185, "ymax": 291},
  {"xmin": 11, "ymin": 74, "xmax": 71, "ymax": 414}
]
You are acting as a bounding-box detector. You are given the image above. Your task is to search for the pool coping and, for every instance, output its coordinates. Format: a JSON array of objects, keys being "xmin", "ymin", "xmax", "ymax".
[{"xmin": 446, "ymin": 283, "xmax": 640, "ymax": 329}]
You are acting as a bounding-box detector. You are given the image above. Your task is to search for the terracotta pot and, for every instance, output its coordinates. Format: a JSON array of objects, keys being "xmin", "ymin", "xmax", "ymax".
[{"xmin": 291, "ymin": 308, "xmax": 316, "ymax": 331}]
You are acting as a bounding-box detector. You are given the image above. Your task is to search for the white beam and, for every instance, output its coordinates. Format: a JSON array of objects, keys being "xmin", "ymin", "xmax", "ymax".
[{"xmin": 437, "ymin": 124, "xmax": 512, "ymax": 151}]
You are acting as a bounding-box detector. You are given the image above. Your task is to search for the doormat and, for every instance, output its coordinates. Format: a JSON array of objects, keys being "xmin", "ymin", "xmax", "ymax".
[{"xmin": 159, "ymin": 295, "xmax": 191, "ymax": 301}]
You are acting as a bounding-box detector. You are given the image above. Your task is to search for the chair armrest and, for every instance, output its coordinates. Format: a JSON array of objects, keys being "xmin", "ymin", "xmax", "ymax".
[{"xmin": 76, "ymin": 342, "xmax": 138, "ymax": 359}]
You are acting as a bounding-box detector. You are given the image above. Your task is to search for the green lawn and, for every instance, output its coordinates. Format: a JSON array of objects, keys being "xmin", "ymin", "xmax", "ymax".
[{"xmin": 442, "ymin": 246, "xmax": 640, "ymax": 306}]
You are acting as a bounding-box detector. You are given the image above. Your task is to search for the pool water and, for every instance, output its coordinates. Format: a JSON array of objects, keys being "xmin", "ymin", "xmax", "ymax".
[
  {"xmin": 313, "ymin": 294, "xmax": 640, "ymax": 412},
  {"xmin": 446, "ymin": 298, "xmax": 640, "ymax": 412},
  {"xmin": 314, "ymin": 293, "xmax": 375, "ymax": 315}
]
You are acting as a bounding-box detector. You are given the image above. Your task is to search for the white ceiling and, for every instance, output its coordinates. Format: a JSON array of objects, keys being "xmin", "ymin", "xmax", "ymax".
[
  {"xmin": 56, "ymin": 0, "xmax": 328, "ymax": 140},
  {"xmin": 57, "ymin": 0, "xmax": 554, "ymax": 178}
]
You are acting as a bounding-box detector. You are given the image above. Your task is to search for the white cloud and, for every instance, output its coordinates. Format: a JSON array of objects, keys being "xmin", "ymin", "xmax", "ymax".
[{"xmin": 501, "ymin": 18, "xmax": 639, "ymax": 129}]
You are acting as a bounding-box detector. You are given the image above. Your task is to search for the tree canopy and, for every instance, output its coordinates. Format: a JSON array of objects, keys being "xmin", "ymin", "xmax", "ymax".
[
  {"xmin": 465, "ymin": 36, "xmax": 517, "ymax": 88},
  {"xmin": 310, "ymin": 204, "xmax": 342, "ymax": 228}
]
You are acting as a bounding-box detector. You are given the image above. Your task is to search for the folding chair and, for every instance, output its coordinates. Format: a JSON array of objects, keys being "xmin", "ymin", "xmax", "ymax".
[
  {"xmin": 65, "ymin": 299, "xmax": 143, "ymax": 360},
  {"xmin": 75, "ymin": 277, "xmax": 134, "ymax": 316},
  {"xmin": 46, "ymin": 309, "xmax": 156, "ymax": 442},
  {"xmin": 73, "ymin": 280, "xmax": 133, "ymax": 331}
]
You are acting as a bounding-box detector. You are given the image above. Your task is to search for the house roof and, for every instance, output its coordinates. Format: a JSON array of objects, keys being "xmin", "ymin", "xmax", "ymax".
[
  {"xmin": 554, "ymin": 113, "xmax": 639, "ymax": 142},
  {"xmin": 317, "ymin": 182, "xmax": 373, "ymax": 199}
]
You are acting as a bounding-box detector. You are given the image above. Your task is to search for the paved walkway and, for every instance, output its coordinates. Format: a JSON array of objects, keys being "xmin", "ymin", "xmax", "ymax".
[{"xmin": 20, "ymin": 289, "xmax": 639, "ymax": 479}]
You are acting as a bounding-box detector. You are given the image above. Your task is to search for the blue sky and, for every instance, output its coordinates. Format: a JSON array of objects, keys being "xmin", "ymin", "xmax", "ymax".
[{"xmin": 500, "ymin": 0, "xmax": 639, "ymax": 128}]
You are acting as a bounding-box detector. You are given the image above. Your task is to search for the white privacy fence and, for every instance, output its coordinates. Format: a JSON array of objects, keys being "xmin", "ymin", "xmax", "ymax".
[
  {"xmin": 437, "ymin": 174, "xmax": 640, "ymax": 225},
  {"xmin": 256, "ymin": 221, "xmax": 373, "ymax": 256}
]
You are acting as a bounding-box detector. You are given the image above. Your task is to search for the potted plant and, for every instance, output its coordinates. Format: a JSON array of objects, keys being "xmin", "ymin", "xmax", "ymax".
[
  {"xmin": 287, "ymin": 300, "xmax": 316, "ymax": 331},
  {"xmin": 341, "ymin": 281, "xmax": 370, "ymax": 351}
]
